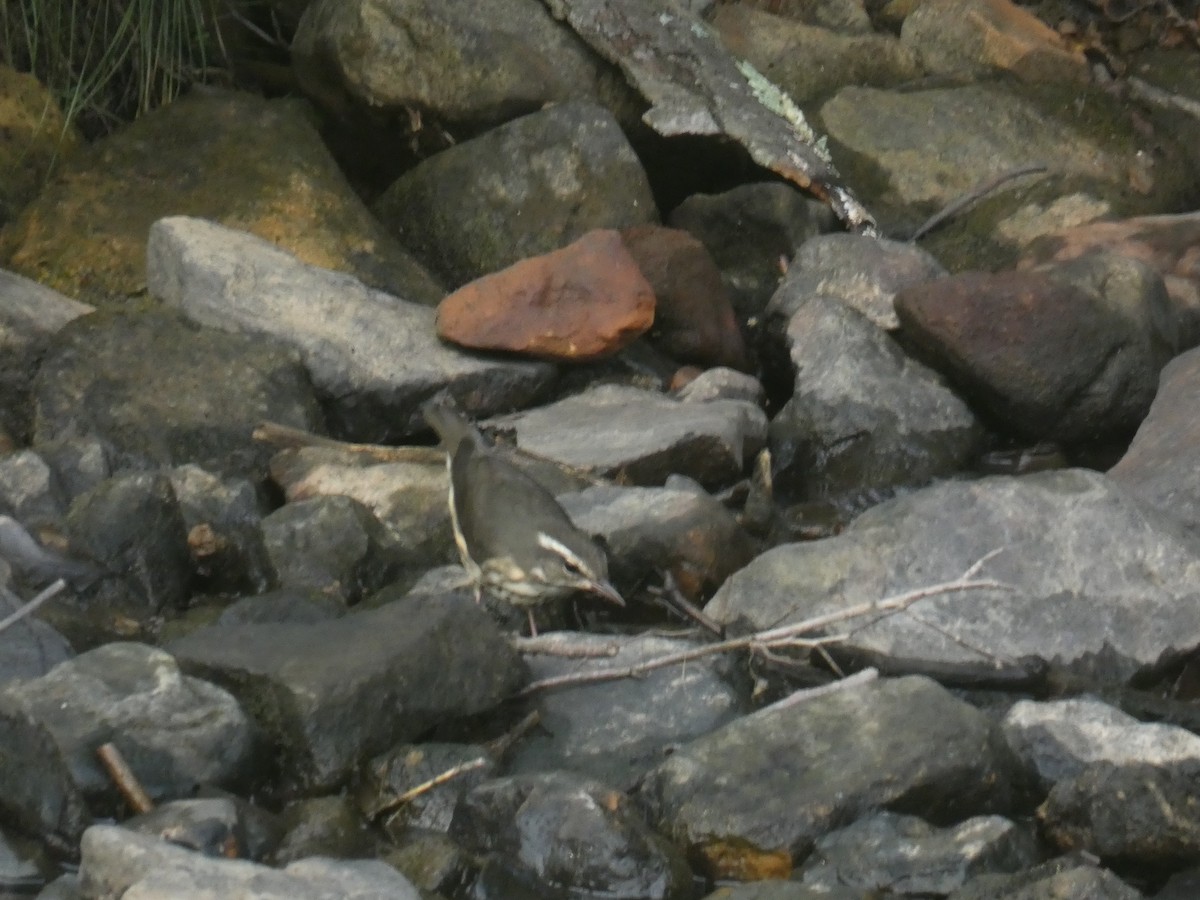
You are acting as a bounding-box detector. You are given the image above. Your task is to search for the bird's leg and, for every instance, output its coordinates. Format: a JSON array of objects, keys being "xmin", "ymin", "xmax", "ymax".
[{"xmin": 527, "ymin": 609, "xmax": 539, "ymax": 638}]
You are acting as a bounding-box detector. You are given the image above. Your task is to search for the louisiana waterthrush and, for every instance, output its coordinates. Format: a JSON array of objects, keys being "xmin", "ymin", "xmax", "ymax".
[{"xmin": 422, "ymin": 400, "xmax": 624, "ymax": 635}]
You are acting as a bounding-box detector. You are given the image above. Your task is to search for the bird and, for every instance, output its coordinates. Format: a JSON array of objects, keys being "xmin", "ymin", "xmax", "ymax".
[{"xmin": 422, "ymin": 399, "xmax": 624, "ymax": 636}]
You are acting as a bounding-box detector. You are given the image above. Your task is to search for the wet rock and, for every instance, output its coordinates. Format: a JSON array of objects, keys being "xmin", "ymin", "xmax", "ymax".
[
  {"xmin": 1109, "ymin": 346, "xmax": 1200, "ymax": 537},
  {"xmin": 768, "ymin": 292, "xmax": 981, "ymax": 503},
  {"xmin": 796, "ymin": 812, "xmax": 1037, "ymax": 895},
  {"xmin": 147, "ymin": 216, "xmax": 553, "ymax": 443},
  {"xmin": 560, "ymin": 480, "xmax": 756, "ymax": 601},
  {"xmin": 706, "ymin": 469, "xmax": 1200, "ymax": 682},
  {"xmin": 292, "ymin": 0, "xmax": 634, "ymax": 129},
  {"xmin": 437, "ymin": 229, "xmax": 655, "ymax": 361},
  {"xmin": 359, "ymin": 742, "xmax": 496, "ymax": 837},
  {"xmin": 0, "ymin": 269, "xmax": 92, "ymax": 444},
  {"xmin": 675, "ymin": 367, "xmax": 765, "ymax": 405},
  {"xmin": 0, "ymin": 643, "xmax": 255, "ymax": 844},
  {"xmin": 260, "ymin": 495, "xmax": 405, "ymax": 606},
  {"xmin": 451, "ymin": 770, "xmax": 693, "ymax": 899},
  {"xmin": 274, "ymin": 795, "xmax": 374, "ymax": 864},
  {"xmin": 1004, "ymin": 697, "xmax": 1200, "ymax": 793},
  {"xmin": 373, "ymin": 101, "xmax": 657, "ymax": 287},
  {"xmin": 638, "ymin": 676, "xmax": 1018, "ymax": 871},
  {"xmin": 894, "ymin": 268, "xmax": 1170, "ymax": 443},
  {"xmin": 79, "ymin": 824, "xmax": 421, "ymax": 899},
  {"xmin": 66, "ymin": 471, "xmax": 192, "ymax": 614},
  {"xmin": 267, "ymin": 445, "xmax": 452, "ymax": 567},
  {"xmin": 668, "ymin": 182, "xmax": 834, "ymax": 319},
  {"xmin": 0, "ymin": 583, "xmax": 74, "ymax": 683},
  {"xmin": 949, "ymin": 854, "xmax": 1144, "ymax": 899},
  {"xmin": 901, "ymin": 0, "xmax": 1087, "ymax": 83},
  {"xmin": 712, "ymin": 5, "xmax": 920, "ymax": 105},
  {"xmin": 1039, "ymin": 761, "xmax": 1200, "ymax": 866},
  {"xmin": 0, "ymin": 90, "xmax": 442, "ymax": 307},
  {"xmin": 33, "ymin": 309, "xmax": 324, "ymax": 483},
  {"xmin": 168, "ymin": 591, "xmax": 524, "ymax": 793},
  {"xmin": 489, "ymin": 384, "xmax": 767, "ymax": 488},
  {"xmin": 383, "ymin": 831, "xmax": 474, "ymax": 897},
  {"xmin": 509, "ymin": 632, "xmax": 745, "ymax": 787},
  {"xmin": 621, "ymin": 224, "xmax": 750, "ymax": 370},
  {"xmin": 767, "ymin": 233, "xmax": 946, "ymax": 330},
  {"xmin": 217, "ymin": 589, "xmax": 345, "ymax": 627},
  {"xmin": 1020, "ymin": 211, "xmax": 1200, "ymax": 349}
]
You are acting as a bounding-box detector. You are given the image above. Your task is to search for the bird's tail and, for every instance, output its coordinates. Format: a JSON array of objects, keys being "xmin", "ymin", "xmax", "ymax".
[{"xmin": 421, "ymin": 397, "xmax": 482, "ymax": 451}]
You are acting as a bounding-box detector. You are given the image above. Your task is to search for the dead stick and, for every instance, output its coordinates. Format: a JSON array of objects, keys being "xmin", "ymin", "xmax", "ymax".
[
  {"xmin": 0, "ymin": 580, "xmax": 66, "ymax": 635},
  {"xmin": 909, "ymin": 165, "xmax": 1048, "ymax": 242},
  {"xmin": 96, "ymin": 742, "xmax": 154, "ymax": 814},
  {"xmin": 371, "ymin": 757, "xmax": 488, "ymax": 821}
]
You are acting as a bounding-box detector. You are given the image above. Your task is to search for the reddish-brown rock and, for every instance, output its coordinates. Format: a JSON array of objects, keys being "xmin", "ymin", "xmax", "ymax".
[
  {"xmin": 620, "ymin": 224, "xmax": 751, "ymax": 371},
  {"xmin": 436, "ymin": 230, "xmax": 655, "ymax": 361}
]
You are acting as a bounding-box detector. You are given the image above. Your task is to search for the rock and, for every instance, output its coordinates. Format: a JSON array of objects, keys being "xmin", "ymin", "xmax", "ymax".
[
  {"xmin": 767, "ymin": 233, "xmax": 946, "ymax": 330},
  {"xmin": 711, "ymin": 5, "xmax": 920, "ymax": 105},
  {"xmin": 796, "ymin": 812, "xmax": 1037, "ymax": 895},
  {"xmin": 0, "ymin": 90, "xmax": 442, "ymax": 307},
  {"xmin": 32, "ymin": 308, "xmax": 324, "ymax": 482},
  {"xmin": 620, "ymin": 224, "xmax": 751, "ymax": 370},
  {"xmin": 950, "ymin": 854, "xmax": 1144, "ymax": 899},
  {"xmin": 124, "ymin": 797, "xmax": 248, "ymax": 859},
  {"xmin": 488, "ymin": 384, "xmax": 767, "ymax": 488},
  {"xmin": 274, "ymin": 795, "xmax": 375, "ymax": 864},
  {"xmin": 894, "ymin": 267, "xmax": 1170, "ymax": 443},
  {"xmin": 146, "ymin": 216, "xmax": 555, "ymax": 443},
  {"xmin": 217, "ymin": 589, "xmax": 345, "ymax": 627},
  {"xmin": 900, "ymin": 0, "xmax": 1087, "ymax": 83},
  {"xmin": 701, "ymin": 882, "xmax": 861, "ymax": 900},
  {"xmin": 705, "ymin": 469, "xmax": 1200, "ymax": 682},
  {"xmin": 1039, "ymin": 761, "xmax": 1200, "ymax": 866},
  {"xmin": 437, "ymin": 229, "xmax": 655, "ymax": 361},
  {"xmin": 0, "ymin": 450, "xmax": 68, "ymax": 531},
  {"xmin": 292, "ymin": 0, "xmax": 635, "ymax": 129},
  {"xmin": 0, "ymin": 583, "xmax": 74, "ymax": 683},
  {"xmin": 638, "ymin": 675, "xmax": 1018, "ymax": 871},
  {"xmin": 260, "ymin": 495, "xmax": 406, "ymax": 605},
  {"xmin": 0, "ymin": 269, "xmax": 92, "ymax": 443},
  {"xmin": 1004, "ymin": 697, "xmax": 1200, "ymax": 792},
  {"xmin": 716, "ymin": 0, "xmax": 874, "ymax": 32},
  {"xmin": 675, "ymin": 367, "xmax": 765, "ymax": 404},
  {"xmin": 668, "ymin": 183, "xmax": 834, "ymax": 319},
  {"xmin": 560, "ymin": 481, "xmax": 756, "ymax": 601},
  {"xmin": 509, "ymin": 632, "xmax": 745, "ymax": 787},
  {"xmin": 451, "ymin": 770, "xmax": 693, "ymax": 898},
  {"xmin": 768, "ymin": 292, "xmax": 981, "ymax": 503},
  {"xmin": 168, "ymin": 590, "xmax": 524, "ymax": 792},
  {"xmin": 1109, "ymin": 346, "xmax": 1200, "ymax": 538},
  {"xmin": 0, "ymin": 644, "xmax": 255, "ymax": 844},
  {"xmin": 1020, "ymin": 211, "xmax": 1200, "ymax": 349},
  {"xmin": 79, "ymin": 824, "xmax": 421, "ymax": 899},
  {"xmin": 358, "ymin": 742, "xmax": 496, "ymax": 837},
  {"xmin": 373, "ymin": 101, "xmax": 657, "ymax": 287}
]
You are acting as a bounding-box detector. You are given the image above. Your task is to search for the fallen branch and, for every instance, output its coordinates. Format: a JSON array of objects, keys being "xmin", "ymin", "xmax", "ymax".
[
  {"xmin": 0, "ymin": 579, "xmax": 66, "ymax": 636},
  {"xmin": 520, "ymin": 552, "xmax": 1012, "ymax": 695},
  {"xmin": 97, "ymin": 742, "xmax": 154, "ymax": 815},
  {"xmin": 371, "ymin": 757, "xmax": 488, "ymax": 821}
]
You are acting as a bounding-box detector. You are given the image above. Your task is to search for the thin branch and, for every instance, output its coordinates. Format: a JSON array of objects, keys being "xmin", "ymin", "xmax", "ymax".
[
  {"xmin": 371, "ymin": 757, "xmax": 488, "ymax": 821},
  {"xmin": 0, "ymin": 580, "xmax": 66, "ymax": 635},
  {"xmin": 97, "ymin": 742, "xmax": 154, "ymax": 814},
  {"xmin": 909, "ymin": 165, "xmax": 1048, "ymax": 242}
]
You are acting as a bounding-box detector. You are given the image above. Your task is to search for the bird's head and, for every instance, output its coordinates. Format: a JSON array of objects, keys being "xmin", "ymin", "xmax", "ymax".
[{"xmin": 529, "ymin": 530, "xmax": 624, "ymax": 607}]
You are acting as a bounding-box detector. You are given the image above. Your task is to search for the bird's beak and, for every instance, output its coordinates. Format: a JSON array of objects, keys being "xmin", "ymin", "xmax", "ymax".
[{"xmin": 588, "ymin": 578, "xmax": 625, "ymax": 607}]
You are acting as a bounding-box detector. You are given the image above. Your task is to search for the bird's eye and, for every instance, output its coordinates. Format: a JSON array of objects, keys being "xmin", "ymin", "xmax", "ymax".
[{"xmin": 562, "ymin": 559, "xmax": 583, "ymax": 575}]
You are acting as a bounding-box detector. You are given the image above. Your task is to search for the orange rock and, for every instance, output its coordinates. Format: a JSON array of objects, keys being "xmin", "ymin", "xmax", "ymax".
[{"xmin": 436, "ymin": 230, "xmax": 655, "ymax": 361}]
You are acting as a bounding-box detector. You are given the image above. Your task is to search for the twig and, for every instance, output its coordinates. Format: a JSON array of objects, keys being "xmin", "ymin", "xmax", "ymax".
[
  {"xmin": 370, "ymin": 757, "xmax": 488, "ymax": 821},
  {"xmin": 96, "ymin": 742, "xmax": 154, "ymax": 814},
  {"xmin": 908, "ymin": 165, "xmax": 1048, "ymax": 242},
  {"xmin": 0, "ymin": 580, "xmax": 66, "ymax": 635},
  {"xmin": 484, "ymin": 709, "xmax": 543, "ymax": 758},
  {"xmin": 1125, "ymin": 76, "xmax": 1200, "ymax": 122}
]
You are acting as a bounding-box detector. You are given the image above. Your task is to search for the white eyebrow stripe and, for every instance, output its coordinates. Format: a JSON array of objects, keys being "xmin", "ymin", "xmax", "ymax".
[{"xmin": 536, "ymin": 531, "xmax": 588, "ymax": 570}]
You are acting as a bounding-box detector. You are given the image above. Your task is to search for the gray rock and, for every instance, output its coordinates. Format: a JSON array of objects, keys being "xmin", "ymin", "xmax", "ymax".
[
  {"xmin": 509, "ymin": 632, "xmax": 745, "ymax": 786},
  {"xmin": 292, "ymin": 0, "xmax": 634, "ymax": 128},
  {"xmin": 490, "ymin": 384, "xmax": 767, "ymax": 488},
  {"xmin": 767, "ymin": 233, "xmax": 946, "ymax": 329},
  {"xmin": 34, "ymin": 873, "xmax": 80, "ymax": 900},
  {"xmin": 32, "ymin": 308, "xmax": 324, "ymax": 482},
  {"xmin": 0, "ymin": 583, "xmax": 73, "ymax": 683},
  {"xmin": 261, "ymin": 495, "xmax": 405, "ymax": 605},
  {"xmin": 0, "ymin": 269, "xmax": 92, "ymax": 443},
  {"xmin": 797, "ymin": 812, "xmax": 1037, "ymax": 895},
  {"xmin": 949, "ymin": 855, "xmax": 1143, "ymax": 899},
  {"xmin": 1109, "ymin": 345, "xmax": 1200, "ymax": 538},
  {"xmin": 0, "ymin": 450, "xmax": 65, "ymax": 529},
  {"xmin": 706, "ymin": 469, "xmax": 1200, "ymax": 681},
  {"xmin": 360, "ymin": 742, "xmax": 496, "ymax": 837},
  {"xmin": 274, "ymin": 795, "xmax": 375, "ymax": 864},
  {"xmin": 701, "ymin": 883, "xmax": 862, "ymax": 900},
  {"xmin": 675, "ymin": 367, "xmax": 765, "ymax": 405},
  {"xmin": 0, "ymin": 644, "xmax": 255, "ymax": 843},
  {"xmin": 668, "ymin": 182, "xmax": 834, "ymax": 318},
  {"xmin": 373, "ymin": 100, "xmax": 657, "ymax": 287},
  {"xmin": 124, "ymin": 797, "xmax": 247, "ymax": 858},
  {"xmin": 1004, "ymin": 697, "xmax": 1200, "ymax": 792},
  {"xmin": 146, "ymin": 216, "xmax": 554, "ymax": 442},
  {"xmin": 79, "ymin": 824, "xmax": 420, "ymax": 900},
  {"xmin": 638, "ymin": 675, "xmax": 1018, "ymax": 859},
  {"xmin": 451, "ymin": 770, "xmax": 693, "ymax": 898},
  {"xmin": 168, "ymin": 591, "xmax": 524, "ymax": 792},
  {"xmin": 217, "ymin": 589, "xmax": 345, "ymax": 627},
  {"xmin": 768, "ymin": 293, "xmax": 981, "ymax": 502}
]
